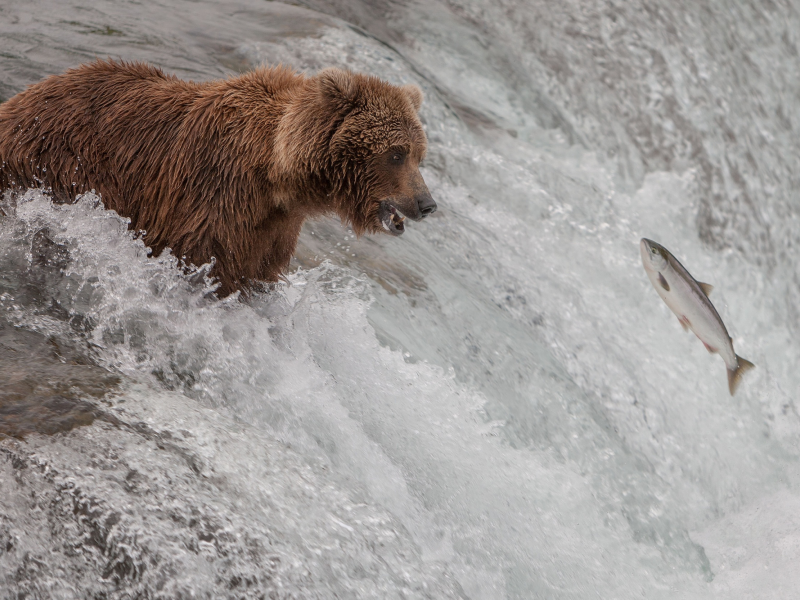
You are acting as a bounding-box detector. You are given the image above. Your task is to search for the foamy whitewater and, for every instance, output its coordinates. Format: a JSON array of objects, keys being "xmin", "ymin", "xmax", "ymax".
[{"xmin": 1, "ymin": 0, "xmax": 799, "ymax": 598}]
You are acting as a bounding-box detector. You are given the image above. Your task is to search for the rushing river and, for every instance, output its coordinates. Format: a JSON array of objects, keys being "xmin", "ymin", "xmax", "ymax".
[{"xmin": 1, "ymin": 0, "xmax": 799, "ymax": 597}]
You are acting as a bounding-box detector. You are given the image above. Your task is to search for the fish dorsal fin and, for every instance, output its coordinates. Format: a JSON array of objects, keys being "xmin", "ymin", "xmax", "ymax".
[{"xmin": 698, "ymin": 282, "xmax": 713, "ymax": 296}]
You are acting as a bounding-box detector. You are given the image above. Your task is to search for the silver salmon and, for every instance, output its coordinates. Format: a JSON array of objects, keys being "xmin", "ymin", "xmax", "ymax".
[{"xmin": 640, "ymin": 238, "xmax": 754, "ymax": 395}]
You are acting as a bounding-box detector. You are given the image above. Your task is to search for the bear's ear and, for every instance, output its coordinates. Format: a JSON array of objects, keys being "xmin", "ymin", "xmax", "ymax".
[
  {"xmin": 318, "ymin": 68, "xmax": 359, "ymax": 108},
  {"xmin": 401, "ymin": 84, "xmax": 423, "ymax": 112}
]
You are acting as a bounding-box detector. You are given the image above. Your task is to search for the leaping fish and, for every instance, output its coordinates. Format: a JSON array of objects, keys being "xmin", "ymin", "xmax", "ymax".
[{"xmin": 640, "ymin": 238, "xmax": 754, "ymax": 395}]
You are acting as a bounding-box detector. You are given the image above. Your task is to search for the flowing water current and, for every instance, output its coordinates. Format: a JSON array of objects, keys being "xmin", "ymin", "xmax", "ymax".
[{"xmin": 1, "ymin": 0, "xmax": 800, "ymax": 597}]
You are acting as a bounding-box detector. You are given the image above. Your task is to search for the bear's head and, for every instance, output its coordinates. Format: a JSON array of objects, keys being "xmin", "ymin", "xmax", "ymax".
[{"xmin": 275, "ymin": 68, "xmax": 436, "ymax": 237}]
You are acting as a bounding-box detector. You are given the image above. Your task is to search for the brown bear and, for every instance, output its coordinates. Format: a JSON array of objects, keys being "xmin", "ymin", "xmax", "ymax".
[{"xmin": 0, "ymin": 60, "xmax": 436, "ymax": 296}]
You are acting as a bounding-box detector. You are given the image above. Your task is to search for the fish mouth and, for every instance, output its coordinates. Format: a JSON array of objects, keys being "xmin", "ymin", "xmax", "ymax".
[
  {"xmin": 640, "ymin": 239, "xmax": 653, "ymax": 269},
  {"xmin": 379, "ymin": 201, "xmax": 407, "ymax": 236},
  {"xmin": 640, "ymin": 238, "xmax": 660, "ymax": 271}
]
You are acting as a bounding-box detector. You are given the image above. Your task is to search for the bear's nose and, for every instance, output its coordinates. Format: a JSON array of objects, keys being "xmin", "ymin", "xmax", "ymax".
[{"xmin": 417, "ymin": 192, "xmax": 437, "ymax": 218}]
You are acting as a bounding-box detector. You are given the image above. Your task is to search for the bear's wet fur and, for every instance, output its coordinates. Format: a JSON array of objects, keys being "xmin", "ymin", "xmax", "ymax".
[{"xmin": 0, "ymin": 60, "xmax": 435, "ymax": 296}]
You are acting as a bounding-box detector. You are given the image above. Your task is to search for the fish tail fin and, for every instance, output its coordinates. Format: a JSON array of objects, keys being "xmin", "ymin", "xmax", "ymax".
[{"xmin": 727, "ymin": 356, "xmax": 755, "ymax": 396}]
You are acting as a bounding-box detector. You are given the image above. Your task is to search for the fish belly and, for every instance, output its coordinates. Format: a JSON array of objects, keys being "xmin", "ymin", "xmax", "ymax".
[{"xmin": 664, "ymin": 276, "xmax": 736, "ymax": 368}]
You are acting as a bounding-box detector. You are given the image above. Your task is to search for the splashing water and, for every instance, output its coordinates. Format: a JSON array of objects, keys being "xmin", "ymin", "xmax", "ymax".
[{"xmin": 1, "ymin": 0, "xmax": 799, "ymax": 598}]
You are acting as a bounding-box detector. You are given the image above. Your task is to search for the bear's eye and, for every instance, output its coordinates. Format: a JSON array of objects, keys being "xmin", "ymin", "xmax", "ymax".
[{"xmin": 389, "ymin": 150, "xmax": 406, "ymax": 165}]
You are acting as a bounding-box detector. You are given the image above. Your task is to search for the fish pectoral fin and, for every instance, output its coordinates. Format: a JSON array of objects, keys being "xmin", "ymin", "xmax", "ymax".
[
  {"xmin": 727, "ymin": 355, "xmax": 755, "ymax": 396},
  {"xmin": 678, "ymin": 315, "xmax": 690, "ymax": 331},
  {"xmin": 698, "ymin": 282, "xmax": 714, "ymax": 296},
  {"xmin": 702, "ymin": 341, "xmax": 717, "ymax": 354},
  {"xmin": 658, "ymin": 273, "xmax": 670, "ymax": 292}
]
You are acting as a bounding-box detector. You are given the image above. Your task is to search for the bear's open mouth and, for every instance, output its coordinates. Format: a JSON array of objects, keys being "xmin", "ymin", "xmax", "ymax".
[{"xmin": 379, "ymin": 201, "xmax": 406, "ymax": 236}]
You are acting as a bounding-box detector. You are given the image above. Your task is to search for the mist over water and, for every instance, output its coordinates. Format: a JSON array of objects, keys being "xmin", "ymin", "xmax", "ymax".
[{"xmin": 1, "ymin": 0, "xmax": 799, "ymax": 598}]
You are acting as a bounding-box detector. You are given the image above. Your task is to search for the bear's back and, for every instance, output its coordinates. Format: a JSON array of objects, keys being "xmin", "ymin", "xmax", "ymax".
[{"xmin": 0, "ymin": 61, "xmax": 201, "ymax": 208}]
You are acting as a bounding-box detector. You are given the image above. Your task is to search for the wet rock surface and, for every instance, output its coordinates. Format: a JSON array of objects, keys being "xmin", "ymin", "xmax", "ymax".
[
  {"xmin": 0, "ymin": 403, "xmax": 459, "ymax": 600},
  {"xmin": 0, "ymin": 322, "xmax": 293, "ymax": 598},
  {"xmin": 0, "ymin": 320, "xmax": 120, "ymax": 439},
  {"xmin": 0, "ymin": 434, "xmax": 286, "ymax": 599}
]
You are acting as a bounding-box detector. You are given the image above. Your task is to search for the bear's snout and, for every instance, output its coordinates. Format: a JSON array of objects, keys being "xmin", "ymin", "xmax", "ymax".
[
  {"xmin": 416, "ymin": 191, "xmax": 437, "ymax": 218},
  {"xmin": 404, "ymin": 168, "xmax": 435, "ymax": 221}
]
